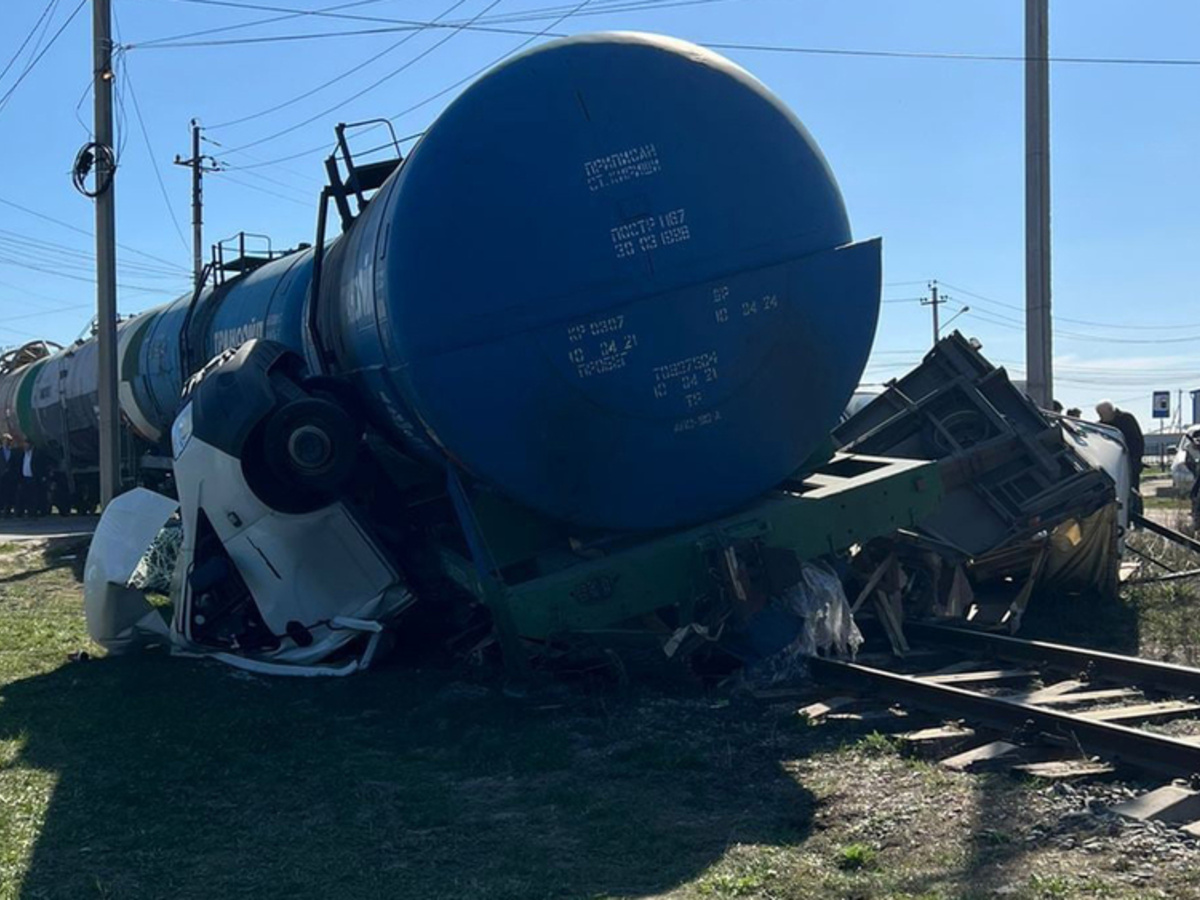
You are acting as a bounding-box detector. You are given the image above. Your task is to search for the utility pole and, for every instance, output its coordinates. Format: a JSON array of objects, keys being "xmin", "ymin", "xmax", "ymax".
[
  {"xmin": 921, "ymin": 281, "xmax": 946, "ymax": 347},
  {"xmin": 1025, "ymin": 0, "xmax": 1053, "ymax": 409},
  {"xmin": 93, "ymin": 0, "xmax": 120, "ymax": 507},
  {"xmin": 174, "ymin": 120, "xmax": 219, "ymax": 290}
]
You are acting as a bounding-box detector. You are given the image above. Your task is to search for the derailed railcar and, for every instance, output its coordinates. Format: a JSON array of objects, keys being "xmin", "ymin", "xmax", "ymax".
[{"xmin": 84, "ymin": 33, "xmax": 947, "ymax": 676}]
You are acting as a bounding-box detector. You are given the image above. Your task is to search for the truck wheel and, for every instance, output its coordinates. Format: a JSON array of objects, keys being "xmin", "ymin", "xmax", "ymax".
[{"xmin": 262, "ymin": 397, "xmax": 359, "ymax": 495}]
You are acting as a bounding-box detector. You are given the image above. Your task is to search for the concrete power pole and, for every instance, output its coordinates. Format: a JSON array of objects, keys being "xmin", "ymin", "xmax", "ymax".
[
  {"xmin": 1025, "ymin": 0, "xmax": 1053, "ymax": 408},
  {"xmin": 174, "ymin": 120, "xmax": 218, "ymax": 291},
  {"xmin": 93, "ymin": 0, "xmax": 121, "ymax": 507},
  {"xmin": 921, "ymin": 280, "xmax": 946, "ymax": 347}
]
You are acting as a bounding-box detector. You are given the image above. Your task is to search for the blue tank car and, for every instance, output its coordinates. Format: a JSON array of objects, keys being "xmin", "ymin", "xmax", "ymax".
[
  {"xmin": 0, "ymin": 33, "xmax": 881, "ymax": 531},
  {"xmin": 322, "ymin": 33, "xmax": 881, "ymax": 529}
]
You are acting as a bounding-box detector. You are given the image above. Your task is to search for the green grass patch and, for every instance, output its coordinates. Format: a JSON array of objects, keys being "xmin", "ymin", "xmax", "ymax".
[{"xmin": 836, "ymin": 842, "xmax": 878, "ymax": 871}]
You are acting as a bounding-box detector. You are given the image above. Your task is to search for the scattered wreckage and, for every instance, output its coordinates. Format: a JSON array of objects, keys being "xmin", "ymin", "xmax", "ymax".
[{"xmin": 85, "ymin": 333, "xmax": 1134, "ymax": 681}]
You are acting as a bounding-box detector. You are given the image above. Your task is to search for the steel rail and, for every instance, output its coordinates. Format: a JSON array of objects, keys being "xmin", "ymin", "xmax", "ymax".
[
  {"xmin": 906, "ymin": 623, "xmax": 1200, "ymax": 698},
  {"xmin": 808, "ymin": 656, "xmax": 1200, "ymax": 776},
  {"xmin": 1134, "ymin": 513, "xmax": 1200, "ymax": 556}
]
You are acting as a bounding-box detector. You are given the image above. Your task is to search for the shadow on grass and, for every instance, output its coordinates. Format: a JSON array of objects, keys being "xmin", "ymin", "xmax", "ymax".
[{"xmin": 1, "ymin": 655, "xmax": 816, "ymax": 899}]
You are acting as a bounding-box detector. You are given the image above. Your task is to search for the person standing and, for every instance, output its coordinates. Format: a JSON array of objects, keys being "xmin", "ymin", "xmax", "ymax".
[
  {"xmin": 1096, "ymin": 399, "xmax": 1146, "ymax": 492},
  {"xmin": 0, "ymin": 434, "xmax": 18, "ymax": 517},
  {"xmin": 15, "ymin": 438, "xmax": 49, "ymax": 518}
]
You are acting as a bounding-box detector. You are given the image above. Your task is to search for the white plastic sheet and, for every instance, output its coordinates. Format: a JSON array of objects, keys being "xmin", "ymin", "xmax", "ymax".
[{"xmin": 83, "ymin": 488, "xmax": 179, "ymax": 653}]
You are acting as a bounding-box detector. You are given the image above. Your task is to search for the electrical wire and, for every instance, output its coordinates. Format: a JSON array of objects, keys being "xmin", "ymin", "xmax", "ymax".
[
  {"xmin": 218, "ymin": 0, "xmax": 507, "ymax": 156},
  {"xmin": 132, "ymin": 20, "xmax": 554, "ymax": 48},
  {"xmin": 134, "ymin": 0, "xmax": 725, "ymax": 47},
  {"xmin": 0, "ymin": 0, "xmax": 60, "ymax": 87},
  {"xmin": 384, "ymin": 0, "xmax": 596, "ymax": 131},
  {"xmin": 0, "ymin": 230, "xmax": 185, "ymax": 278},
  {"xmin": 701, "ymin": 41, "xmax": 1200, "ymax": 68},
  {"xmin": 208, "ymin": 0, "xmax": 471, "ymax": 130},
  {"xmin": 211, "ymin": 171, "xmax": 313, "ymax": 208},
  {"xmin": 937, "ymin": 280, "xmax": 1200, "ymax": 331},
  {"xmin": 0, "ymin": 0, "xmax": 87, "ymax": 115},
  {"xmin": 129, "ymin": 0, "xmax": 393, "ymax": 48},
  {"xmin": 117, "ymin": 48, "xmax": 192, "ymax": 254},
  {"xmin": 0, "ymin": 196, "xmax": 192, "ymax": 274}
]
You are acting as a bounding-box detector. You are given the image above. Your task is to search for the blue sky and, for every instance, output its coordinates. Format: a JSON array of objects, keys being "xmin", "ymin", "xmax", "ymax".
[{"xmin": 1, "ymin": 0, "xmax": 1198, "ymax": 429}]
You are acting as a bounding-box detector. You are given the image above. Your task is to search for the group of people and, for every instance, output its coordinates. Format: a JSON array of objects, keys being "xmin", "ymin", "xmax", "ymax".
[{"xmin": 0, "ymin": 433, "xmax": 52, "ymax": 518}]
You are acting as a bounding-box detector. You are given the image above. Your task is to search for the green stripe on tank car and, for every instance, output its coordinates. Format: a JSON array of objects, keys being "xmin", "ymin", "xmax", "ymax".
[
  {"xmin": 121, "ymin": 310, "xmax": 155, "ymax": 379},
  {"xmin": 15, "ymin": 359, "xmax": 47, "ymax": 444}
]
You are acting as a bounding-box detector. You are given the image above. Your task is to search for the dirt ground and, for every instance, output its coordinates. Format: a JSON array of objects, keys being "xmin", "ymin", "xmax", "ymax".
[{"xmin": 2, "ymin": 537, "xmax": 1200, "ymax": 899}]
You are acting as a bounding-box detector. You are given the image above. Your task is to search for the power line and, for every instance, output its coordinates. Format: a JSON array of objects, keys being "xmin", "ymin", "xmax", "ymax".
[
  {"xmin": 0, "ymin": 196, "xmax": 191, "ymax": 273},
  {"xmin": 129, "ymin": 0, "xmax": 393, "ymax": 48},
  {"xmin": 938, "ymin": 280, "xmax": 1200, "ymax": 331},
  {"xmin": 0, "ymin": 0, "xmax": 59, "ymax": 87},
  {"xmin": 0, "ymin": 0, "xmax": 87, "ymax": 114},
  {"xmin": 132, "ymin": 20, "xmax": 555, "ymax": 49},
  {"xmin": 117, "ymin": 48, "xmax": 192, "ymax": 256},
  {"xmin": 219, "ymin": 0, "xmax": 506, "ymax": 156},
  {"xmin": 134, "ymin": 0, "xmax": 722, "ymax": 47},
  {"xmin": 208, "ymin": 0, "xmax": 471, "ymax": 130},
  {"xmin": 0, "ymin": 232, "xmax": 184, "ymax": 278},
  {"xmin": 212, "ymin": 171, "xmax": 313, "ymax": 208},
  {"xmin": 701, "ymin": 41, "xmax": 1200, "ymax": 68},
  {"xmin": 383, "ymin": 0, "xmax": 596, "ymax": 133}
]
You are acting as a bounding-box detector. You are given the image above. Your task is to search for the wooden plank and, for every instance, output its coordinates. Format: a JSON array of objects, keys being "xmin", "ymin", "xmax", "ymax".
[
  {"xmin": 797, "ymin": 696, "xmax": 856, "ymax": 721},
  {"xmin": 941, "ymin": 740, "xmax": 1022, "ymax": 772},
  {"xmin": 1030, "ymin": 688, "xmax": 1142, "ymax": 707},
  {"xmin": 850, "ymin": 553, "xmax": 895, "ymax": 614},
  {"xmin": 1111, "ymin": 786, "xmax": 1200, "ymax": 824},
  {"xmin": 1011, "ymin": 759, "xmax": 1115, "ymax": 779},
  {"xmin": 1011, "ymin": 679, "xmax": 1087, "ymax": 703},
  {"xmin": 898, "ymin": 724, "xmax": 976, "ymax": 758},
  {"xmin": 925, "ymin": 659, "xmax": 989, "ymax": 676},
  {"xmin": 826, "ymin": 708, "xmax": 909, "ymax": 723},
  {"xmin": 856, "ymin": 649, "xmax": 940, "ymax": 667},
  {"xmin": 919, "ymin": 668, "xmax": 1037, "ymax": 686},
  {"xmin": 873, "ymin": 590, "xmax": 910, "ymax": 655},
  {"xmin": 1077, "ymin": 700, "xmax": 1200, "ymax": 724}
]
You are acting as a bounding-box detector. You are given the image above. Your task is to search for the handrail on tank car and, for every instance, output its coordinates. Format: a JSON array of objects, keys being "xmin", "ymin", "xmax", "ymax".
[{"xmin": 0, "ymin": 340, "xmax": 62, "ymax": 374}]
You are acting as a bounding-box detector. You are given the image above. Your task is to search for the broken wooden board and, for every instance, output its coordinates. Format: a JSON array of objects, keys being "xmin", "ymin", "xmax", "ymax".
[
  {"xmin": 941, "ymin": 740, "xmax": 1023, "ymax": 772},
  {"xmin": 1011, "ymin": 759, "xmax": 1116, "ymax": 780},
  {"xmin": 797, "ymin": 696, "xmax": 857, "ymax": 722},
  {"xmin": 1012, "ymin": 679, "xmax": 1088, "ymax": 704},
  {"xmin": 1028, "ymin": 688, "xmax": 1142, "ymax": 707},
  {"xmin": 919, "ymin": 668, "xmax": 1037, "ymax": 686},
  {"xmin": 1110, "ymin": 785, "xmax": 1200, "ymax": 824},
  {"xmin": 1076, "ymin": 700, "xmax": 1200, "ymax": 725},
  {"xmin": 898, "ymin": 724, "xmax": 976, "ymax": 758}
]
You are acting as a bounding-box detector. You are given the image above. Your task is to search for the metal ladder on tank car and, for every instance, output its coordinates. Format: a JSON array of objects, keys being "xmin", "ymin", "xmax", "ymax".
[
  {"xmin": 309, "ymin": 119, "xmax": 407, "ymax": 373},
  {"xmin": 178, "ymin": 232, "xmax": 294, "ymax": 376}
]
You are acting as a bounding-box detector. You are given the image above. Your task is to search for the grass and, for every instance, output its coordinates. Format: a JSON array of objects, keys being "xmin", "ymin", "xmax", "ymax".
[
  {"xmin": 1, "ymin": 539, "xmax": 1200, "ymax": 899},
  {"xmin": 836, "ymin": 843, "xmax": 878, "ymax": 871}
]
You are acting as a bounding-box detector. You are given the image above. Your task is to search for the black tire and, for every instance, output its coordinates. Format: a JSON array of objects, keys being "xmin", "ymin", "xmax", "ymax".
[{"xmin": 261, "ymin": 397, "xmax": 359, "ymax": 495}]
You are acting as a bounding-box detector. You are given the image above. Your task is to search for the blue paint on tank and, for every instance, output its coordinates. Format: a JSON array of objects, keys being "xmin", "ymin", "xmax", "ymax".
[
  {"xmin": 327, "ymin": 33, "xmax": 881, "ymax": 529},
  {"xmin": 5, "ymin": 33, "xmax": 881, "ymax": 530}
]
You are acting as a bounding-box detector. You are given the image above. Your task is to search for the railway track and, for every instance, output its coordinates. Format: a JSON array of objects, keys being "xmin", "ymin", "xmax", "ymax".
[{"xmin": 808, "ymin": 624, "xmax": 1200, "ymax": 778}]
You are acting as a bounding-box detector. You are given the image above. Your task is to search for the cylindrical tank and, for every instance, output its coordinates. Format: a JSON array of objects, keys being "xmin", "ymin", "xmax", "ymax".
[
  {"xmin": 324, "ymin": 32, "xmax": 881, "ymax": 530},
  {"xmin": 6, "ymin": 33, "xmax": 880, "ymax": 531}
]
